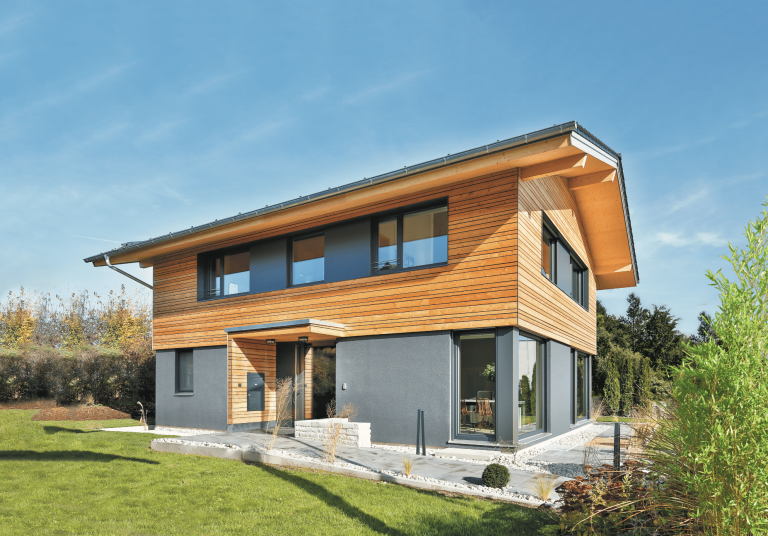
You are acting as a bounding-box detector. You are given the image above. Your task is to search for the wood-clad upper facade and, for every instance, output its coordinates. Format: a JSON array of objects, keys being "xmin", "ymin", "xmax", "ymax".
[{"xmin": 85, "ymin": 123, "xmax": 638, "ymax": 358}]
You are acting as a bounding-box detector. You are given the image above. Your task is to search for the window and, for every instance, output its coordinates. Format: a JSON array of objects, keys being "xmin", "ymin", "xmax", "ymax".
[
  {"xmin": 176, "ymin": 350, "xmax": 193, "ymax": 393},
  {"xmin": 519, "ymin": 335, "xmax": 544, "ymax": 436},
  {"xmin": 456, "ymin": 331, "xmax": 496, "ymax": 438},
  {"xmin": 292, "ymin": 234, "xmax": 324, "ymax": 285},
  {"xmin": 204, "ymin": 250, "xmax": 250, "ymax": 298},
  {"xmin": 574, "ymin": 352, "xmax": 589, "ymax": 421},
  {"xmin": 541, "ymin": 216, "xmax": 589, "ymax": 309},
  {"xmin": 375, "ymin": 205, "xmax": 448, "ymax": 271},
  {"xmin": 542, "ymin": 229, "xmax": 554, "ymax": 280}
]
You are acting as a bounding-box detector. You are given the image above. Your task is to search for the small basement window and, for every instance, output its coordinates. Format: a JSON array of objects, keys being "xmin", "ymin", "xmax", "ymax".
[
  {"xmin": 176, "ymin": 349, "xmax": 193, "ymax": 393},
  {"xmin": 203, "ymin": 250, "xmax": 250, "ymax": 298}
]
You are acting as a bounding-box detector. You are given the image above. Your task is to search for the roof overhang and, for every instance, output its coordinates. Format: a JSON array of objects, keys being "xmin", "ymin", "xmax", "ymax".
[
  {"xmin": 225, "ymin": 319, "xmax": 346, "ymax": 343},
  {"xmin": 85, "ymin": 122, "xmax": 638, "ymax": 290}
]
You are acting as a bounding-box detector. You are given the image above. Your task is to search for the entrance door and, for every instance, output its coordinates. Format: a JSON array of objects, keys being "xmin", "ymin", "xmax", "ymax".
[{"xmin": 275, "ymin": 342, "xmax": 307, "ymax": 423}]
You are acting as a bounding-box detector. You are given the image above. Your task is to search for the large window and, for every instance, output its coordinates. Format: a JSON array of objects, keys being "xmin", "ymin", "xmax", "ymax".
[
  {"xmin": 518, "ymin": 335, "xmax": 544, "ymax": 436},
  {"xmin": 575, "ymin": 352, "xmax": 589, "ymax": 421},
  {"xmin": 204, "ymin": 250, "xmax": 250, "ymax": 298},
  {"xmin": 292, "ymin": 234, "xmax": 324, "ymax": 285},
  {"xmin": 176, "ymin": 350, "xmax": 193, "ymax": 393},
  {"xmin": 375, "ymin": 205, "xmax": 448, "ymax": 272},
  {"xmin": 456, "ymin": 331, "xmax": 496, "ymax": 438},
  {"xmin": 541, "ymin": 217, "xmax": 589, "ymax": 309}
]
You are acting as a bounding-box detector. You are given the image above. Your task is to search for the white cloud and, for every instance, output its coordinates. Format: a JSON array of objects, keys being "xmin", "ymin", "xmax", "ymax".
[
  {"xmin": 669, "ymin": 189, "xmax": 708, "ymax": 213},
  {"xmin": 654, "ymin": 231, "xmax": 728, "ymax": 248}
]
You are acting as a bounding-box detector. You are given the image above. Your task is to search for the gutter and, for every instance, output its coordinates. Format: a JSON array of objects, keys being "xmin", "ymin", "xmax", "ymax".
[
  {"xmin": 84, "ymin": 121, "xmax": 579, "ymax": 265},
  {"xmin": 104, "ymin": 254, "xmax": 153, "ymax": 289}
]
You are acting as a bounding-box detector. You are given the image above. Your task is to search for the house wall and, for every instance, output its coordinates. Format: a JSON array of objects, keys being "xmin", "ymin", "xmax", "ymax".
[
  {"xmin": 152, "ymin": 168, "xmax": 520, "ymax": 349},
  {"xmin": 335, "ymin": 331, "xmax": 452, "ymax": 447},
  {"xmin": 156, "ymin": 345, "xmax": 228, "ymax": 430},
  {"xmin": 517, "ymin": 174, "xmax": 597, "ymax": 354}
]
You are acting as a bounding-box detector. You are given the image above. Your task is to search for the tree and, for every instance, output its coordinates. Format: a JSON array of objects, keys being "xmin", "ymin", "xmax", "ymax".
[
  {"xmin": 641, "ymin": 304, "xmax": 685, "ymax": 370},
  {"xmin": 618, "ymin": 347, "xmax": 635, "ymax": 416},
  {"xmin": 603, "ymin": 357, "xmax": 621, "ymax": 414},
  {"xmin": 620, "ymin": 292, "xmax": 648, "ymax": 354},
  {"xmin": 691, "ymin": 311, "xmax": 719, "ymax": 345}
]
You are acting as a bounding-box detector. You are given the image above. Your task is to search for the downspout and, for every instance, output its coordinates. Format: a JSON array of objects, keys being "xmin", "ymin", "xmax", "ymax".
[{"xmin": 104, "ymin": 254, "xmax": 153, "ymax": 289}]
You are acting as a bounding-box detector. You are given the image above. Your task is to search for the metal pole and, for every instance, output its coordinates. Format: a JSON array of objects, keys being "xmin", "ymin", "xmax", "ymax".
[
  {"xmin": 416, "ymin": 409, "xmax": 421, "ymax": 455},
  {"xmin": 613, "ymin": 422, "xmax": 621, "ymax": 469},
  {"xmin": 421, "ymin": 410, "xmax": 426, "ymax": 456}
]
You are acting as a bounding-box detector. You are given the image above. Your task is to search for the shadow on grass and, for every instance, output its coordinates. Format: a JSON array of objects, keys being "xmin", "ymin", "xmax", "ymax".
[
  {"xmin": 0, "ymin": 450, "xmax": 160, "ymax": 464},
  {"xmin": 43, "ymin": 426, "xmax": 91, "ymax": 435},
  {"xmin": 261, "ymin": 464, "xmax": 407, "ymax": 535},
  {"xmin": 414, "ymin": 507, "xmax": 559, "ymax": 536}
]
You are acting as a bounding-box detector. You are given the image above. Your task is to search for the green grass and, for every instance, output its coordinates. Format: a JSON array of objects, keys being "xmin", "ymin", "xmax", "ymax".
[
  {"xmin": 596, "ymin": 416, "xmax": 644, "ymax": 423},
  {"xmin": 0, "ymin": 410, "xmax": 559, "ymax": 535}
]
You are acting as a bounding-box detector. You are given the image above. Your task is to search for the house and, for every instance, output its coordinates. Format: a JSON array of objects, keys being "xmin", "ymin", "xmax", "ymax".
[{"xmin": 84, "ymin": 121, "xmax": 638, "ymax": 448}]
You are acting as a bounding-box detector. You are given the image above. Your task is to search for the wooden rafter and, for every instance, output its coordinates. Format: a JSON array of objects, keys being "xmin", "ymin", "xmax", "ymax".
[
  {"xmin": 569, "ymin": 170, "xmax": 616, "ymax": 191},
  {"xmin": 520, "ymin": 154, "xmax": 587, "ymax": 182}
]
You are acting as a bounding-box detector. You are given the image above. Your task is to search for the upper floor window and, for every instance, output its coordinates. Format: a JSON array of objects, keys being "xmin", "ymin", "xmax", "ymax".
[
  {"xmin": 541, "ymin": 217, "xmax": 588, "ymax": 309},
  {"xmin": 205, "ymin": 250, "xmax": 249, "ymax": 298},
  {"xmin": 292, "ymin": 234, "xmax": 324, "ymax": 285},
  {"xmin": 375, "ymin": 205, "xmax": 448, "ymax": 272}
]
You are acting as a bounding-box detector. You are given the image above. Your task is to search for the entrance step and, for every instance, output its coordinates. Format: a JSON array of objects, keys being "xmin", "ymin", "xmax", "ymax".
[{"xmin": 434, "ymin": 448, "xmax": 496, "ymax": 461}]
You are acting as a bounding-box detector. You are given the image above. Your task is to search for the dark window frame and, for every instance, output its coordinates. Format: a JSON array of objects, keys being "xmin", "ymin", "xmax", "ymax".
[
  {"xmin": 541, "ymin": 214, "xmax": 589, "ymax": 310},
  {"xmin": 518, "ymin": 330, "xmax": 547, "ymax": 439},
  {"xmin": 372, "ymin": 203, "xmax": 449, "ymax": 275},
  {"xmin": 175, "ymin": 349, "xmax": 194, "ymax": 394},
  {"xmin": 452, "ymin": 328, "xmax": 498, "ymax": 443},
  {"xmin": 289, "ymin": 232, "xmax": 326, "ymax": 287},
  {"xmin": 573, "ymin": 351, "xmax": 590, "ymax": 423},
  {"xmin": 200, "ymin": 247, "xmax": 251, "ymax": 301}
]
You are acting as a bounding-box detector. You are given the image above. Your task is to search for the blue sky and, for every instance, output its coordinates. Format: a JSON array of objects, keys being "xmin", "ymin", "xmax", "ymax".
[{"xmin": 1, "ymin": 1, "xmax": 766, "ymax": 334}]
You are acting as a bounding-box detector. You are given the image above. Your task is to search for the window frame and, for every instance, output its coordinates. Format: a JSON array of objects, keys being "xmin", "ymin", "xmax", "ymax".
[
  {"xmin": 175, "ymin": 349, "xmax": 194, "ymax": 394},
  {"xmin": 289, "ymin": 232, "xmax": 326, "ymax": 287},
  {"xmin": 372, "ymin": 204, "xmax": 449, "ymax": 275},
  {"xmin": 518, "ymin": 330, "xmax": 547, "ymax": 439},
  {"xmin": 573, "ymin": 351, "xmax": 590, "ymax": 423},
  {"xmin": 200, "ymin": 247, "xmax": 251, "ymax": 301},
  {"xmin": 541, "ymin": 214, "xmax": 589, "ymax": 310}
]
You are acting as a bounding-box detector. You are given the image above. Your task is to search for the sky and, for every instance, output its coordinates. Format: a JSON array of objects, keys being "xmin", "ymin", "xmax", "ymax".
[{"xmin": 1, "ymin": 1, "xmax": 766, "ymax": 335}]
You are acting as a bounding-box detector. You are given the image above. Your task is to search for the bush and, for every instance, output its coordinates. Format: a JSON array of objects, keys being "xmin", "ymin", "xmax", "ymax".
[{"xmin": 482, "ymin": 463, "xmax": 510, "ymax": 489}]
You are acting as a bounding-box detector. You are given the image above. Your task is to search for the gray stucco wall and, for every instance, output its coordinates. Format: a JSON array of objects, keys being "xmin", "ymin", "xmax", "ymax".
[
  {"xmin": 156, "ymin": 345, "xmax": 228, "ymax": 430},
  {"xmin": 336, "ymin": 331, "xmax": 452, "ymax": 447},
  {"xmin": 546, "ymin": 339, "xmax": 573, "ymax": 437}
]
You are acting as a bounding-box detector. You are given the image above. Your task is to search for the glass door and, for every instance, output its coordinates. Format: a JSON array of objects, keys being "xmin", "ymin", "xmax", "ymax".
[
  {"xmin": 456, "ymin": 331, "xmax": 496, "ymax": 440},
  {"xmin": 518, "ymin": 335, "xmax": 543, "ymax": 437}
]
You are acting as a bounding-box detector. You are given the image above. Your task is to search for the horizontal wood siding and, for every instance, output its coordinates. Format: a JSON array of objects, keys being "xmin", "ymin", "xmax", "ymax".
[
  {"xmin": 228, "ymin": 338, "xmax": 276, "ymax": 425},
  {"xmin": 153, "ymin": 169, "xmax": 519, "ymax": 349},
  {"xmin": 517, "ymin": 174, "xmax": 597, "ymax": 354}
]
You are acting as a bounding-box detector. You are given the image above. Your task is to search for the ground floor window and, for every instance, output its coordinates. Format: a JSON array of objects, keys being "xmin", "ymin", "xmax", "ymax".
[
  {"xmin": 176, "ymin": 349, "xmax": 193, "ymax": 393},
  {"xmin": 518, "ymin": 334, "xmax": 544, "ymax": 436},
  {"xmin": 574, "ymin": 352, "xmax": 589, "ymax": 421},
  {"xmin": 456, "ymin": 331, "xmax": 496, "ymax": 438}
]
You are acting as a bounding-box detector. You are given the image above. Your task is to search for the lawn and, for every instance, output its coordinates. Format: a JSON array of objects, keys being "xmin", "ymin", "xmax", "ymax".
[{"xmin": 0, "ymin": 410, "xmax": 559, "ymax": 535}]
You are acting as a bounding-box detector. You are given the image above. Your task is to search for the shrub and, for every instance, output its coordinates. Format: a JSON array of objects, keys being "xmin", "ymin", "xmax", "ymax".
[
  {"xmin": 603, "ymin": 358, "xmax": 621, "ymax": 414},
  {"xmin": 482, "ymin": 463, "xmax": 510, "ymax": 489}
]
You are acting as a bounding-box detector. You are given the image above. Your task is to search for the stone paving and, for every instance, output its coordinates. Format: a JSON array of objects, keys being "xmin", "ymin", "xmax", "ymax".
[{"xmin": 166, "ymin": 422, "xmax": 633, "ymax": 499}]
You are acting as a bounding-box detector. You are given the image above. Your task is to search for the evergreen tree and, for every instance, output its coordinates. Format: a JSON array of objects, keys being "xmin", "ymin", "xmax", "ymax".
[
  {"xmin": 691, "ymin": 311, "xmax": 719, "ymax": 345},
  {"xmin": 603, "ymin": 357, "xmax": 621, "ymax": 414},
  {"xmin": 619, "ymin": 348, "xmax": 635, "ymax": 415},
  {"xmin": 519, "ymin": 375, "xmax": 531, "ymax": 416},
  {"xmin": 634, "ymin": 356, "xmax": 652, "ymax": 409},
  {"xmin": 642, "ymin": 305, "xmax": 685, "ymax": 370},
  {"xmin": 621, "ymin": 292, "xmax": 648, "ymax": 354}
]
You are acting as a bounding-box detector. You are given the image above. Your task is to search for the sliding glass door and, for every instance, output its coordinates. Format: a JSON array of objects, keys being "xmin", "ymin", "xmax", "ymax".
[{"xmin": 456, "ymin": 331, "xmax": 496, "ymax": 439}]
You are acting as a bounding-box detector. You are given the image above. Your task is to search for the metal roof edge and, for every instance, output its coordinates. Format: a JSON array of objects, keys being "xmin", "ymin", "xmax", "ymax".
[{"xmin": 84, "ymin": 121, "xmax": 579, "ymax": 264}]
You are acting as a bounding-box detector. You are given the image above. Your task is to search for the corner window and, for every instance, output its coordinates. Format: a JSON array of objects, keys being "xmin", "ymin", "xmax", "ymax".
[
  {"xmin": 292, "ymin": 234, "xmax": 324, "ymax": 285},
  {"xmin": 176, "ymin": 350, "xmax": 193, "ymax": 393},
  {"xmin": 204, "ymin": 250, "xmax": 250, "ymax": 298},
  {"xmin": 541, "ymin": 217, "xmax": 589, "ymax": 309},
  {"xmin": 375, "ymin": 205, "xmax": 448, "ymax": 272}
]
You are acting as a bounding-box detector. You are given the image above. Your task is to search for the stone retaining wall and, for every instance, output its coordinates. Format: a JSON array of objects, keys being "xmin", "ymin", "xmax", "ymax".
[{"xmin": 294, "ymin": 418, "xmax": 371, "ymax": 448}]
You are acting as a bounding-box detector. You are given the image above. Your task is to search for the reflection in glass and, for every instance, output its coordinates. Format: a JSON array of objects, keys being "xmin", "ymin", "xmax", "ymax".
[
  {"xmin": 177, "ymin": 350, "xmax": 193, "ymax": 392},
  {"xmin": 458, "ymin": 332, "xmax": 495, "ymax": 437},
  {"xmin": 209, "ymin": 257, "xmax": 221, "ymax": 296},
  {"xmin": 403, "ymin": 207, "xmax": 448, "ymax": 268},
  {"xmin": 293, "ymin": 235, "xmax": 324, "ymax": 285},
  {"xmin": 519, "ymin": 336, "xmax": 542, "ymax": 435},
  {"xmin": 223, "ymin": 251, "xmax": 250, "ymax": 295},
  {"xmin": 542, "ymin": 230, "xmax": 552, "ymax": 279},
  {"xmin": 576, "ymin": 354, "xmax": 586, "ymax": 419},
  {"xmin": 377, "ymin": 219, "xmax": 398, "ymax": 270}
]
